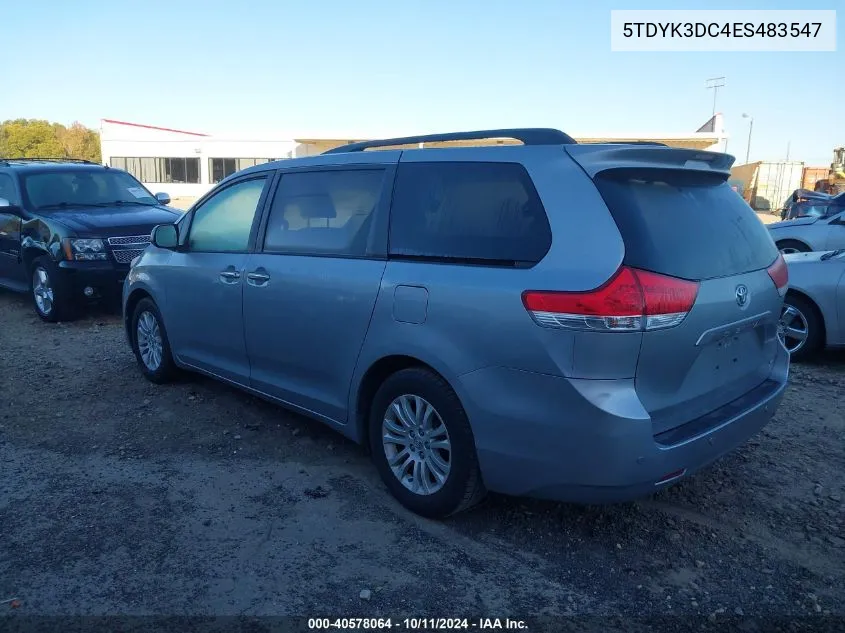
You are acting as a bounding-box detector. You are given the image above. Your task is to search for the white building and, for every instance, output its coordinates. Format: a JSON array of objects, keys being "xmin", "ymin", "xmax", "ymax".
[
  {"xmin": 99, "ymin": 115, "xmax": 727, "ymax": 201},
  {"xmin": 99, "ymin": 119, "xmax": 299, "ymax": 200}
]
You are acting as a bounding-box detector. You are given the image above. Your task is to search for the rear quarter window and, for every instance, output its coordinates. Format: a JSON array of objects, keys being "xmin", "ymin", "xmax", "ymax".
[
  {"xmin": 388, "ymin": 161, "xmax": 551, "ymax": 266},
  {"xmin": 594, "ymin": 169, "xmax": 779, "ymax": 280}
]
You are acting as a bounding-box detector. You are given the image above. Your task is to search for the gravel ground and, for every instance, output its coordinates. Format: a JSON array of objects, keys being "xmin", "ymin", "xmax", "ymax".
[
  {"xmin": 756, "ymin": 212, "xmax": 781, "ymax": 225},
  {"xmin": 1, "ymin": 289, "xmax": 843, "ymax": 631}
]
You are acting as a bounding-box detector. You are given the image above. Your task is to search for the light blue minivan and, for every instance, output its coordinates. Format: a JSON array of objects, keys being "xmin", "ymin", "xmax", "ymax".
[{"xmin": 123, "ymin": 129, "xmax": 790, "ymax": 518}]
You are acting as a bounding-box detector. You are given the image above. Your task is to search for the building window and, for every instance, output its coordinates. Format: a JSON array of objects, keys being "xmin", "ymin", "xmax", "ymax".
[
  {"xmin": 109, "ymin": 157, "xmax": 200, "ymax": 184},
  {"xmin": 209, "ymin": 158, "xmax": 276, "ymax": 184}
]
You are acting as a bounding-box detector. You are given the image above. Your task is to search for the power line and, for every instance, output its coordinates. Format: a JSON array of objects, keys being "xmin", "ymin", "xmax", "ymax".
[{"xmin": 705, "ymin": 77, "xmax": 726, "ymax": 117}]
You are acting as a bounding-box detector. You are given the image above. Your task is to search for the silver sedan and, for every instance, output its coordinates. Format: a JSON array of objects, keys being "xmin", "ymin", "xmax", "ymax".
[
  {"xmin": 779, "ymin": 249, "xmax": 845, "ymax": 359},
  {"xmin": 768, "ymin": 196, "xmax": 845, "ymax": 254}
]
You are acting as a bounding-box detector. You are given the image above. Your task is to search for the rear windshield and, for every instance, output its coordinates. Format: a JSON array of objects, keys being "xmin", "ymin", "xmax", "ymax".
[
  {"xmin": 594, "ymin": 169, "xmax": 779, "ymax": 280},
  {"xmin": 792, "ymin": 201, "xmax": 843, "ymax": 219}
]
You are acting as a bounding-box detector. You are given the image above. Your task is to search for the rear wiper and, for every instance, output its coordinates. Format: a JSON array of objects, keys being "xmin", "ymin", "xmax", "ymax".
[{"xmin": 820, "ymin": 249, "xmax": 845, "ymax": 261}]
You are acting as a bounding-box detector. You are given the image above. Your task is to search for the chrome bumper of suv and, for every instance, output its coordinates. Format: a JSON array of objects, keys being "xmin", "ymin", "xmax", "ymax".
[{"xmin": 53, "ymin": 235, "xmax": 151, "ymax": 301}]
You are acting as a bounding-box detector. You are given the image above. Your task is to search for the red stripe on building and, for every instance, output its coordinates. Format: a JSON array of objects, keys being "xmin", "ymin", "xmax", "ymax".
[{"xmin": 102, "ymin": 119, "xmax": 209, "ymax": 137}]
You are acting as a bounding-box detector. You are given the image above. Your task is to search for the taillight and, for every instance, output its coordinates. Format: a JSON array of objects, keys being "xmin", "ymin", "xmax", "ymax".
[
  {"xmin": 522, "ymin": 266, "xmax": 699, "ymax": 332},
  {"xmin": 767, "ymin": 254, "xmax": 789, "ymax": 297}
]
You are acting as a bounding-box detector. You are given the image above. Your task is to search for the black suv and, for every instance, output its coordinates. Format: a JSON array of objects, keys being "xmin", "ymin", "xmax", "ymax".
[{"xmin": 0, "ymin": 158, "xmax": 180, "ymax": 321}]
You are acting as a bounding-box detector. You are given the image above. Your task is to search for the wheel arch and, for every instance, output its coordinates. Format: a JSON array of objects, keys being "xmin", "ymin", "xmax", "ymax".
[
  {"xmin": 775, "ymin": 238, "xmax": 811, "ymax": 253},
  {"xmin": 124, "ymin": 287, "xmax": 154, "ymax": 343},
  {"xmin": 22, "ymin": 245, "xmax": 50, "ymax": 273},
  {"xmin": 784, "ymin": 288, "xmax": 827, "ymax": 346},
  {"xmin": 352, "ymin": 354, "xmax": 457, "ymax": 449}
]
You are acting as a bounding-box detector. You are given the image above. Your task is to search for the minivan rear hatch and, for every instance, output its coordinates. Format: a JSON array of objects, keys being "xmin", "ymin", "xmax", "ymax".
[{"xmin": 566, "ymin": 144, "xmax": 786, "ymax": 436}]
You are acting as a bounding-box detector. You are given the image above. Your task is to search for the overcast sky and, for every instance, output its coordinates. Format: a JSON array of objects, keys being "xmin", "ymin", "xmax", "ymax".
[{"xmin": 3, "ymin": 0, "xmax": 841, "ymax": 165}]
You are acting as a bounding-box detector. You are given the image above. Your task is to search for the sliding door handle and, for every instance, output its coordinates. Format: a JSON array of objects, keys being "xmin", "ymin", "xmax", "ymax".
[{"xmin": 246, "ymin": 271, "xmax": 270, "ymax": 286}]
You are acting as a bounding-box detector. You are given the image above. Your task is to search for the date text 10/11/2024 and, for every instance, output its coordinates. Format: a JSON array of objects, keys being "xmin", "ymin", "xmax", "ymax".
[{"xmin": 308, "ymin": 618, "xmax": 529, "ymax": 630}]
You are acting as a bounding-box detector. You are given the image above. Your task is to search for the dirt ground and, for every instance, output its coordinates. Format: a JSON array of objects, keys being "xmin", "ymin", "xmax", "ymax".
[
  {"xmin": 757, "ymin": 212, "xmax": 781, "ymax": 225},
  {"xmin": 0, "ymin": 290, "xmax": 843, "ymax": 631},
  {"xmin": 169, "ymin": 197, "xmax": 196, "ymax": 211}
]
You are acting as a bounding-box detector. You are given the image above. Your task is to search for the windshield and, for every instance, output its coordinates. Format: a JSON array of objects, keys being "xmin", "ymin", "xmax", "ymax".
[
  {"xmin": 22, "ymin": 169, "xmax": 158, "ymax": 210},
  {"xmin": 792, "ymin": 201, "xmax": 843, "ymax": 219}
]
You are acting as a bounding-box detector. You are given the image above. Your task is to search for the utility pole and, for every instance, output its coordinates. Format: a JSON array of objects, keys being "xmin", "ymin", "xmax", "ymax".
[
  {"xmin": 705, "ymin": 77, "xmax": 726, "ymax": 117},
  {"xmin": 742, "ymin": 113, "xmax": 754, "ymax": 164}
]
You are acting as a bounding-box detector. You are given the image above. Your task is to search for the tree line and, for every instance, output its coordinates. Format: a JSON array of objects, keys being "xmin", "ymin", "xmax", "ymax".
[{"xmin": 0, "ymin": 119, "xmax": 101, "ymax": 163}]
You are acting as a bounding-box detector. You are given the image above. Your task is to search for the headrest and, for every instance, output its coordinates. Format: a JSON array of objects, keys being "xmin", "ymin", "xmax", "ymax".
[{"xmin": 291, "ymin": 194, "xmax": 336, "ymax": 219}]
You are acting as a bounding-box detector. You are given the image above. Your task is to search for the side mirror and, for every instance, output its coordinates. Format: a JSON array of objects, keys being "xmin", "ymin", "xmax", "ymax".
[
  {"xmin": 0, "ymin": 197, "xmax": 23, "ymax": 216},
  {"xmin": 155, "ymin": 192, "xmax": 171, "ymax": 205},
  {"xmin": 151, "ymin": 223, "xmax": 179, "ymax": 249}
]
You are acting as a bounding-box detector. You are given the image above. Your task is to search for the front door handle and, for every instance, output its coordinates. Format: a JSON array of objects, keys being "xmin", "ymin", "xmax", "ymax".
[
  {"xmin": 219, "ymin": 269, "xmax": 241, "ymax": 283},
  {"xmin": 246, "ymin": 270, "xmax": 270, "ymax": 286}
]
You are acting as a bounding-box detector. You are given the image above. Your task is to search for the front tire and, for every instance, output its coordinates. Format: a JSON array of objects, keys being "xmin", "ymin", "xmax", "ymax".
[
  {"xmin": 30, "ymin": 256, "xmax": 75, "ymax": 322},
  {"xmin": 131, "ymin": 298, "xmax": 177, "ymax": 383},
  {"xmin": 779, "ymin": 293, "xmax": 823, "ymax": 361},
  {"xmin": 368, "ymin": 367, "xmax": 486, "ymax": 518}
]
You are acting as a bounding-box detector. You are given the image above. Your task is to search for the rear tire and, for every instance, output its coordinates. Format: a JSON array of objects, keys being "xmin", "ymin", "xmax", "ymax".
[
  {"xmin": 30, "ymin": 256, "xmax": 76, "ymax": 322},
  {"xmin": 779, "ymin": 293, "xmax": 823, "ymax": 361},
  {"xmin": 131, "ymin": 297, "xmax": 177, "ymax": 384},
  {"xmin": 368, "ymin": 367, "xmax": 486, "ymax": 518},
  {"xmin": 776, "ymin": 239, "xmax": 810, "ymax": 255}
]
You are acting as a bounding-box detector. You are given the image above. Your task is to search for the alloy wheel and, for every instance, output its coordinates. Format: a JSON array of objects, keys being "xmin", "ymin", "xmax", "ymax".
[
  {"xmin": 382, "ymin": 394, "xmax": 452, "ymax": 496},
  {"xmin": 136, "ymin": 311, "xmax": 164, "ymax": 371},
  {"xmin": 32, "ymin": 267, "xmax": 54, "ymax": 316},
  {"xmin": 778, "ymin": 304, "xmax": 809, "ymax": 354}
]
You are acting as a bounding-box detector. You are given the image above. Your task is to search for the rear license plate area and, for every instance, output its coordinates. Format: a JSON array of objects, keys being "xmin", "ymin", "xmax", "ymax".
[{"xmin": 709, "ymin": 330, "xmax": 759, "ymax": 378}]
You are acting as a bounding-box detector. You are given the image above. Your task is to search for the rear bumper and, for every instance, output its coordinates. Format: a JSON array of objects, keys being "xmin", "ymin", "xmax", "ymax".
[{"xmin": 458, "ymin": 343, "xmax": 789, "ymax": 504}]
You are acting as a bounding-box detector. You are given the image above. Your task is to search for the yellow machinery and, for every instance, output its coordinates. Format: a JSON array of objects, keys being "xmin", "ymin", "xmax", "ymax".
[{"xmin": 815, "ymin": 147, "xmax": 845, "ymax": 194}]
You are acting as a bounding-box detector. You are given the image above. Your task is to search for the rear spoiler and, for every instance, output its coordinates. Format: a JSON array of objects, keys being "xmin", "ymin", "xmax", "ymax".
[{"xmin": 564, "ymin": 144, "xmax": 734, "ymax": 179}]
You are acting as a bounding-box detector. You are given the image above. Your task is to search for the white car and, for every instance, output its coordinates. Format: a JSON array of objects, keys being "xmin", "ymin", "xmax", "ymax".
[
  {"xmin": 780, "ymin": 249, "xmax": 845, "ymax": 359},
  {"xmin": 768, "ymin": 195, "xmax": 845, "ymax": 254}
]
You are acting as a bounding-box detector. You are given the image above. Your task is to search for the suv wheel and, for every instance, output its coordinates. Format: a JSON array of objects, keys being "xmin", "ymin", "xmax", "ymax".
[
  {"xmin": 131, "ymin": 298, "xmax": 177, "ymax": 383},
  {"xmin": 369, "ymin": 368, "xmax": 486, "ymax": 518},
  {"xmin": 31, "ymin": 257, "xmax": 75, "ymax": 322}
]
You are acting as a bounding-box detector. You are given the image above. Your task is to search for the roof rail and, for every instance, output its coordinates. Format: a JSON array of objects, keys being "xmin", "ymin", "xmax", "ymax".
[
  {"xmin": 0, "ymin": 157, "xmax": 98, "ymax": 165},
  {"xmin": 321, "ymin": 128, "xmax": 576, "ymax": 155},
  {"xmin": 584, "ymin": 141, "xmax": 668, "ymax": 147}
]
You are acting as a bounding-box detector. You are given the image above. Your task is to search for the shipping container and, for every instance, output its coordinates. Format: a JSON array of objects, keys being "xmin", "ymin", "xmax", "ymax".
[
  {"xmin": 729, "ymin": 161, "xmax": 805, "ymax": 212},
  {"xmin": 729, "ymin": 162, "xmax": 760, "ymax": 205},
  {"xmin": 802, "ymin": 166, "xmax": 829, "ymax": 191}
]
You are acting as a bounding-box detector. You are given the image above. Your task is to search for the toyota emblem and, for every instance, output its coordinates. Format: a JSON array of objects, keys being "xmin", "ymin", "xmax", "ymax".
[{"xmin": 735, "ymin": 284, "xmax": 749, "ymax": 307}]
